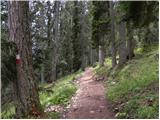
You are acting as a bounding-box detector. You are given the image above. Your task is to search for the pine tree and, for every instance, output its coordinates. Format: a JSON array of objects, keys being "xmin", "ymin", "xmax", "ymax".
[
  {"xmin": 72, "ymin": 1, "xmax": 82, "ymax": 72},
  {"xmin": 8, "ymin": 1, "xmax": 43, "ymax": 118},
  {"xmin": 91, "ymin": 1, "xmax": 110, "ymax": 66}
]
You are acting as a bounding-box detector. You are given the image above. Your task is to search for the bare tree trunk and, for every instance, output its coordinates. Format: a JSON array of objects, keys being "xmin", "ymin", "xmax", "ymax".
[
  {"xmin": 90, "ymin": 48, "xmax": 93, "ymax": 65},
  {"xmin": 99, "ymin": 45, "xmax": 104, "ymax": 67},
  {"xmin": 80, "ymin": 2, "xmax": 86, "ymax": 71},
  {"xmin": 51, "ymin": 1, "xmax": 60, "ymax": 81},
  {"xmin": 41, "ymin": 64, "xmax": 45, "ymax": 83},
  {"xmin": 127, "ymin": 22, "xmax": 135, "ymax": 59},
  {"xmin": 109, "ymin": 1, "xmax": 117, "ymax": 68},
  {"xmin": 8, "ymin": 1, "xmax": 42, "ymax": 118},
  {"xmin": 118, "ymin": 22, "xmax": 127, "ymax": 66}
]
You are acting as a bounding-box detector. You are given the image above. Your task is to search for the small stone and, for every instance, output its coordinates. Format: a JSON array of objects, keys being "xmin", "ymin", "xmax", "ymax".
[
  {"xmin": 115, "ymin": 112, "xmax": 127, "ymax": 118},
  {"xmin": 73, "ymin": 107, "xmax": 78, "ymax": 111},
  {"xmin": 90, "ymin": 110, "xmax": 95, "ymax": 114},
  {"xmin": 114, "ymin": 107, "xmax": 119, "ymax": 112},
  {"xmin": 111, "ymin": 81, "xmax": 116, "ymax": 85},
  {"xmin": 97, "ymin": 109, "xmax": 102, "ymax": 112},
  {"xmin": 100, "ymin": 106, "xmax": 105, "ymax": 108}
]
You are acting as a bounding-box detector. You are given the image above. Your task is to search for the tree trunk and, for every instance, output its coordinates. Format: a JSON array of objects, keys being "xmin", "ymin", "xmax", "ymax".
[
  {"xmin": 143, "ymin": 26, "xmax": 151, "ymax": 50},
  {"xmin": 109, "ymin": 1, "xmax": 117, "ymax": 68},
  {"xmin": 41, "ymin": 64, "xmax": 45, "ymax": 83},
  {"xmin": 99, "ymin": 45, "xmax": 104, "ymax": 67},
  {"xmin": 72, "ymin": 1, "xmax": 82, "ymax": 72},
  {"xmin": 8, "ymin": 1, "xmax": 42, "ymax": 118},
  {"xmin": 127, "ymin": 22, "xmax": 135, "ymax": 60},
  {"xmin": 50, "ymin": 1, "xmax": 60, "ymax": 81},
  {"xmin": 118, "ymin": 22, "xmax": 127, "ymax": 66}
]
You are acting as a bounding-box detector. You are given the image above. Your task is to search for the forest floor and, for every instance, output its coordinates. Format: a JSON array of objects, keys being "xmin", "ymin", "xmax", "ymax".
[{"xmin": 61, "ymin": 67, "xmax": 115, "ymax": 119}]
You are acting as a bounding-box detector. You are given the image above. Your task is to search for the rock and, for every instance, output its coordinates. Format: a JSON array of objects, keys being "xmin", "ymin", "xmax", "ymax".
[
  {"xmin": 96, "ymin": 109, "xmax": 102, "ymax": 112},
  {"xmin": 114, "ymin": 107, "xmax": 119, "ymax": 112},
  {"xmin": 111, "ymin": 81, "xmax": 116, "ymax": 85},
  {"xmin": 62, "ymin": 114, "xmax": 66, "ymax": 118},
  {"xmin": 115, "ymin": 112, "xmax": 127, "ymax": 118},
  {"xmin": 73, "ymin": 107, "xmax": 78, "ymax": 111},
  {"xmin": 44, "ymin": 105, "xmax": 64, "ymax": 112},
  {"xmin": 96, "ymin": 77, "xmax": 104, "ymax": 81},
  {"xmin": 99, "ymin": 106, "xmax": 105, "ymax": 108},
  {"xmin": 90, "ymin": 110, "xmax": 95, "ymax": 114}
]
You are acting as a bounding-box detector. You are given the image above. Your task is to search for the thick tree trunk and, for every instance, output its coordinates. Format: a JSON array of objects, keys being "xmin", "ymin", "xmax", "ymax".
[
  {"xmin": 8, "ymin": 1, "xmax": 42, "ymax": 118},
  {"xmin": 99, "ymin": 45, "xmax": 104, "ymax": 67},
  {"xmin": 109, "ymin": 1, "xmax": 117, "ymax": 68},
  {"xmin": 118, "ymin": 22, "xmax": 127, "ymax": 66}
]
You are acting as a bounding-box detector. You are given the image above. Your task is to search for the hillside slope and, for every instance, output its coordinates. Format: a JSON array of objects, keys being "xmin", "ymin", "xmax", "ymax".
[{"xmin": 95, "ymin": 46, "xmax": 159, "ymax": 119}]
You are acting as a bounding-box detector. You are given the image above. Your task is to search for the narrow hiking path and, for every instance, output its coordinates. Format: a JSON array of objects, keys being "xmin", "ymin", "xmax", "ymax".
[{"xmin": 61, "ymin": 68, "xmax": 115, "ymax": 119}]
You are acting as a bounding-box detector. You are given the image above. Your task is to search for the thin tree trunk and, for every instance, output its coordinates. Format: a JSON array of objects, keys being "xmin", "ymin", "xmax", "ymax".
[
  {"xmin": 109, "ymin": 1, "xmax": 117, "ymax": 68},
  {"xmin": 8, "ymin": 1, "xmax": 42, "ymax": 118},
  {"xmin": 99, "ymin": 45, "xmax": 104, "ymax": 67},
  {"xmin": 51, "ymin": 1, "xmax": 60, "ymax": 81},
  {"xmin": 41, "ymin": 64, "xmax": 45, "ymax": 83}
]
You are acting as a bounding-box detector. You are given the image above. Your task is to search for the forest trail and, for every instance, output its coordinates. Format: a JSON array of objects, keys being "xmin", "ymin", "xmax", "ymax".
[{"xmin": 61, "ymin": 68, "xmax": 115, "ymax": 119}]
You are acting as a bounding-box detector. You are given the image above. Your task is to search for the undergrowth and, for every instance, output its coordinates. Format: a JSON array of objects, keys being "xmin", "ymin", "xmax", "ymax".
[
  {"xmin": 95, "ymin": 45, "xmax": 159, "ymax": 119},
  {"xmin": 1, "ymin": 70, "xmax": 82, "ymax": 119},
  {"xmin": 39, "ymin": 70, "xmax": 82, "ymax": 107}
]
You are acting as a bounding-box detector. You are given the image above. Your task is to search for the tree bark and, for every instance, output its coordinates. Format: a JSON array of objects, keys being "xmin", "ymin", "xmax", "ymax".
[
  {"xmin": 8, "ymin": 1, "xmax": 42, "ymax": 118},
  {"xmin": 127, "ymin": 22, "xmax": 135, "ymax": 60},
  {"xmin": 109, "ymin": 1, "xmax": 117, "ymax": 68},
  {"xmin": 50, "ymin": 1, "xmax": 60, "ymax": 81},
  {"xmin": 99, "ymin": 45, "xmax": 105, "ymax": 67},
  {"xmin": 41, "ymin": 64, "xmax": 45, "ymax": 83},
  {"xmin": 118, "ymin": 22, "xmax": 127, "ymax": 66}
]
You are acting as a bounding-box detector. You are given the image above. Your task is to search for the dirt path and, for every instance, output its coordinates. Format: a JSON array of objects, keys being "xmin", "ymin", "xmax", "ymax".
[{"xmin": 61, "ymin": 67, "xmax": 115, "ymax": 119}]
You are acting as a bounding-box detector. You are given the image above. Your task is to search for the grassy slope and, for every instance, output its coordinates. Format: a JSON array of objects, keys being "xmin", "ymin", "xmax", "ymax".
[
  {"xmin": 1, "ymin": 70, "xmax": 82, "ymax": 119},
  {"xmin": 95, "ymin": 46, "xmax": 159, "ymax": 119},
  {"xmin": 39, "ymin": 70, "xmax": 82, "ymax": 118}
]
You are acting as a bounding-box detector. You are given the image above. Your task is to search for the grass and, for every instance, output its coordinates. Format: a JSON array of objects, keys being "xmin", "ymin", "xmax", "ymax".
[
  {"xmin": 39, "ymin": 70, "xmax": 82, "ymax": 107},
  {"xmin": 95, "ymin": 45, "xmax": 159, "ymax": 119},
  {"xmin": 1, "ymin": 70, "xmax": 82, "ymax": 119},
  {"xmin": 94, "ymin": 57, "xmax": 112, "ymax": 77},
  {"xmin": 46, "ymin": 112, "xmax": 60, "ymax": 119},
  {"xmin": 39, "ymin": 70, "xmax": 82, "ymax": 118}
]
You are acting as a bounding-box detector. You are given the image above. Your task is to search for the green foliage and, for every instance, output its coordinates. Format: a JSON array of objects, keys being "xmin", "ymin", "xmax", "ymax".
[
  {"xmin": 95, "ymin": 46, "xmax": 158, "ymax": 119},
  {"xmin": 1, "ymin": 102, "xmax": 15, "ymax": 119},
  {"xmin": 94, "ymin": 57, "xmax": 112, "ymax": 77},
  {"xmin": 71, "ymin": 1, "xmax": 83, "ymax": 72},
  {"xmin": 107, "ymin": 49, "xmax": 158, "ymax": 101},
  {"xmin": 47, "ymin": 112, "xmax": 60, "ymax": 119},
  {"xmin": 91, "ymin": 1, "xmax": 110, "ymax": 48},
  {"xmin": 119, "ymin": 1, "xmax": 159, "ymax": 27},
  {"xmin": 39, "ymin": 70, "xmax": 82, "ymax": 108},
  {"xmin": 136, "ymin": 105, "xmax": 158, "ymax": 119}
]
